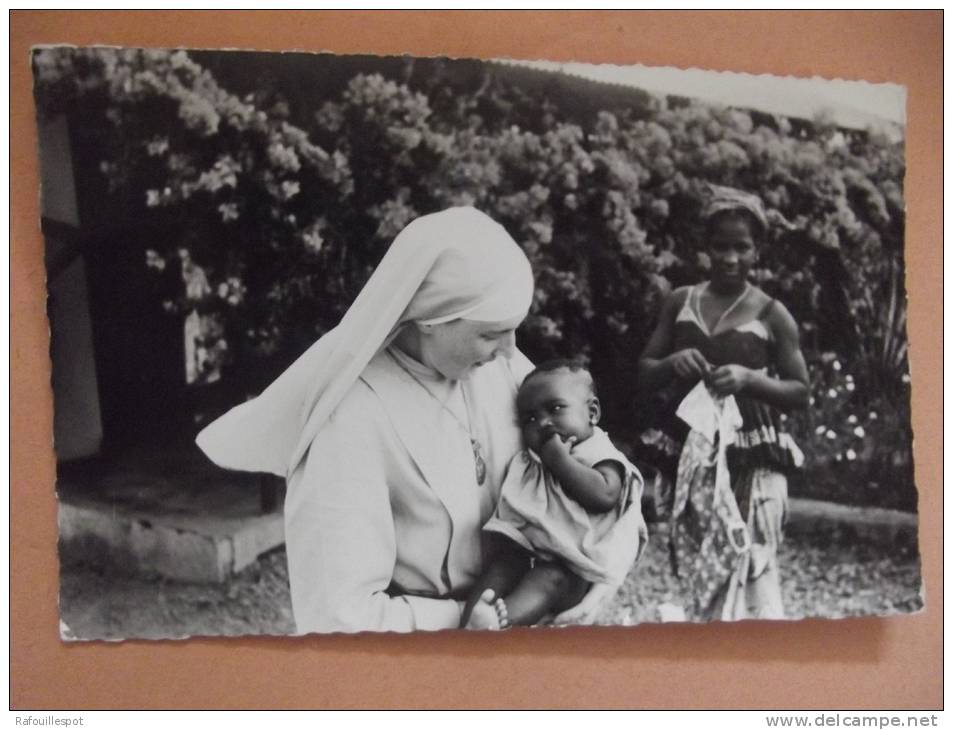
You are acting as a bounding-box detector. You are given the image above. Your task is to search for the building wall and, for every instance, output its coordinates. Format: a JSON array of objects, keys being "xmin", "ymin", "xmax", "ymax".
[{"xmin": 39, "ymin": 114, "xmax": 103, "ymax": 461}]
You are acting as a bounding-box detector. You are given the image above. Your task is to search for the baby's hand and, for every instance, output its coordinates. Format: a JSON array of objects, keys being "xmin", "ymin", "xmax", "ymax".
[
  {"xmin": 464, "ymin": 589, "xmax": 501, "ymax": 630},
  {"xmin": 538, "ymin": 430, "xmax": 577, "ymax": 463}
]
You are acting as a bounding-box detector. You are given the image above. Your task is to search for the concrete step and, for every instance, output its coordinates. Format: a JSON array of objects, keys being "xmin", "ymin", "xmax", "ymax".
[
  {"xmin": 785, "ymin": 497, "xmax": 919, "ymax": 550},
  {"xmin": 58, "ymin": 496, "xmax": 284, "ymax": 584},
  {"xmin": 58, "ymin": 465, "xmax": 917, "ymax": 585}
]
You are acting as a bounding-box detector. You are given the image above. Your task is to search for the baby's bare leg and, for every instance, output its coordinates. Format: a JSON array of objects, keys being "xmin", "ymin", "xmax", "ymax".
[
  {"xmin": 503, "ymin": 561, "xmax": 590, "ymax": 626},
  {"xmin": 461, "ymin": 538, "xmax": 532, "ymax": 628}
]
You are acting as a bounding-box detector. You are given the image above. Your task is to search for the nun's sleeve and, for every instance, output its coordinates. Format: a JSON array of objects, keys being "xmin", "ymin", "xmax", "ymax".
[{"xmin": 284, "ymin": 386, "xmax": 461, "ymax": 634}]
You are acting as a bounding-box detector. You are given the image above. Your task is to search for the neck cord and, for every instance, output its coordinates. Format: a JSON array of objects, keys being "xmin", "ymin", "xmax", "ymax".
[{"xmin": 386, "ymin": 348, "xmax": 487, "ymax": 486}]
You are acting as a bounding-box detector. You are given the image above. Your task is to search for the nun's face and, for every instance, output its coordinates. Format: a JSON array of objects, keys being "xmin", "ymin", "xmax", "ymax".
[{"xmin": 418, "ymin": 315, "xmax": 523, "ymax": 380}]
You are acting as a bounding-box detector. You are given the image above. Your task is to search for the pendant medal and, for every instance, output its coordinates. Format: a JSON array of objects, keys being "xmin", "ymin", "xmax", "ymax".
[
  {"xmin": 387, "ymin": 349, "xmax": 488, "ymax": 487},
  {"xmin": 471, "ymin": 438, "xmax": 487, "ymax": 486}
]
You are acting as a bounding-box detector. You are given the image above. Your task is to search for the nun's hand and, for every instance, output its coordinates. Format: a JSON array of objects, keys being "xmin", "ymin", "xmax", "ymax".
[{"xmin": 550, "ymin": 582, "xmax": 618, "ymax": 626}]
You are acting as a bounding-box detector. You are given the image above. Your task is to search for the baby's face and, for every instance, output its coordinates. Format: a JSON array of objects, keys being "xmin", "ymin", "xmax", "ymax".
[{"xmin": 516, "ymin": 369, "xmax": 597, "ymax": 454}]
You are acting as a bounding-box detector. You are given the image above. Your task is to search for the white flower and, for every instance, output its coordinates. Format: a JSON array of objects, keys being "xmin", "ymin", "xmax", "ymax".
[
  {"xmin": 529, "ymin": 221, "xmax": 553, "ymax": 244},
  {"xmin": 869, "ymin": 411, "xmax": 879, "ymax": 420},
  {"xmin": 815, "ymin": 425, "xmax": 826, "ymax": 435},
  {"xmin": 301, "ymin": 222, "xmax": 325, "ymax": 254},
  {"xmin": 183, "ymin": 263, "xmax": 210, "ymax": 300},
  {"xmin": 218, "ymin": 283, "xmax": 229, "ymax": 298},
  {"xmin": 145, "ymin": 249, "xmax": 166, "ymax": 271},
  {"xmin": 218, "ymin": 203, "xmax": 239, "ymax": 222},
  {"xmin": 825, "ymin": 429, "xmax": 837, "ymax": 440},
  {"xmin": 845, "ymin": 373, "xmax": 854, "ymax": 382},
  {"xmin": 170, "ymin": 50, "xmax": 191, "ymax": 69},
  {"xmin": 846, "ymin": 382, "xmax": 855, "ymax": 392},
  {"xmin": 901, "ymin": 373, "xmax": 911, "ymax": 384},
  {"xmin": 280, "ymin": 180, "xmax": 300, "ymax": 200},
  {"xmin": 847, "ymin": 415, "xmax": 858, "ymax": 424},
  {"xmin": 835, "ymin": 453, "xmax": 843, "ymax": 461},
  {"xmin": 832, "ymin": 360, "xmax": 842, "ymax": 371},
  {"xmin": 827, "ymin": 388, "xmax": 838, "ymax": 398},
  {"xmin": 846, "ymin": 449, "xmax": 857, "ymax": 461},
  {"xmin": 809, "ymin": 397, "xmax": 816, "ymax": 406},
  {"xmin": 146, "ymin": 189, "xmax": 161, "ymax": 207},
  {"xmin": 853, "ymin": 426, "xmax": 866, "ymax": 438},
  {"xmin": 267, "ymin": 142, "xmax": 301, "ymax": 173},
  {"xmin": 146, "ymin": 137, "xmax": 169, "ymax": 156}
]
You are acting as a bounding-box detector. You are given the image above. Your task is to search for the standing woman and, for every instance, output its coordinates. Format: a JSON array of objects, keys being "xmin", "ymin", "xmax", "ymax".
[{"xmin": 637, "ymin": 186, "xmax": 810, "ymax": 620}]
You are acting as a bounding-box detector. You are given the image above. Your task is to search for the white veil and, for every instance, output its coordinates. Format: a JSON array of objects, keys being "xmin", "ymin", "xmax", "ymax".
[{"xmin": 196, "ymin": 206, "xmax": 534, "ymax": 477}]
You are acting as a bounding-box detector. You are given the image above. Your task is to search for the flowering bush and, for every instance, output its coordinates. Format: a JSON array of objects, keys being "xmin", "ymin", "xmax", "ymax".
[
  {"xmin": 33, "ymin": 47, "xmax": 354, "ymax": 365},
  {"xmin": 33, "ymin": 49, "xmax": 913, "ymax": 508},
  {"xmin": 784, "ymin": 353, "xmax": 915, "ymax": 511}
]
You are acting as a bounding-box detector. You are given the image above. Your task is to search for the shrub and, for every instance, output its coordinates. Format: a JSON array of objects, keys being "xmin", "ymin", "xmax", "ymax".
[{"xmin": 33, "ymin": 49, "xmax": 913, "ymax": 509}]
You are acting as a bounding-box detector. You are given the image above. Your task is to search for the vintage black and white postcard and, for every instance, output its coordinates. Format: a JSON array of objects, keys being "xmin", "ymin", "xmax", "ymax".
[{"xmin": 32, "ymin": 47, "xmax": 919, "ymax": 640}]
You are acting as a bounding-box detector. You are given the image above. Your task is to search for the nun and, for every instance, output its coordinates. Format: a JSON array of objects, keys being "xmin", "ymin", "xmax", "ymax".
[{"xmin": 198, "ymin": 207, "xmax": 613, "ymax": 633}]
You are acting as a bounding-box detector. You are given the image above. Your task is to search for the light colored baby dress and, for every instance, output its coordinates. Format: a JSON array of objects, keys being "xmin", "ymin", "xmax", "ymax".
[{"xmin": 483, "ymin": 427, "xmax": 647, "ymax": 585}]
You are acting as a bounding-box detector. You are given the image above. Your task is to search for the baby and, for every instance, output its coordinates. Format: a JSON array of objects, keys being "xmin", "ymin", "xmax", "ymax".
[{"xmin": 461, "ymin": 359, "xmax": 646, "ymax": 629}]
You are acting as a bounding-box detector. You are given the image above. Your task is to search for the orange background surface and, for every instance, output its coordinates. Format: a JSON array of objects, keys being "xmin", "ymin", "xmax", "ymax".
[{"xmin": 10, "ymin": 11, "xmax": 942, "ymax": 709}]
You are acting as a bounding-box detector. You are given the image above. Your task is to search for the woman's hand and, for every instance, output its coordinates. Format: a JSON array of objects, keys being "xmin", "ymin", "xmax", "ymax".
[
  {"xmin": 667, "ymin": 348, "xmax": 711, "ymax": 380},
  {"xmin": 550, "ymin": 582, "xmax": 618, "ymax": 626},
  {"xmin": 707, "ymin": 364, "xmax": 752, "ymax": 397}
]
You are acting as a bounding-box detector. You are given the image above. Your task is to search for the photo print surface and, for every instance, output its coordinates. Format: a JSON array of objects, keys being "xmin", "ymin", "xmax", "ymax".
[{"xmin": 33, "ymin": 47, "xmax": 921, "ymax": 640}]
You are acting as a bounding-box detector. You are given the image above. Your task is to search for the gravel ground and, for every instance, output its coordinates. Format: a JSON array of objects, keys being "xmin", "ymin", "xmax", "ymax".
[
  {"xmin": 604, "ymin": 523, "xmax": 922, "ymax": 626},
  {"xmin": 59, "ymin": 526, "xmax": 923, "ymax": 641}
]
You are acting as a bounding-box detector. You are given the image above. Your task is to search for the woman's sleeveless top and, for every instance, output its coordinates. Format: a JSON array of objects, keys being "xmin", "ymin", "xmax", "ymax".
[{"xmin": 638, "ymin": 284, "xmax": 802, "ymax": 484}]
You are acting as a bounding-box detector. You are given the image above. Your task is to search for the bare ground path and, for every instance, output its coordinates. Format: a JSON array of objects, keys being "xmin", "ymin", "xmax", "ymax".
[{"xmin": 60, "ymin": 525, "xmax": 922, "ymax": 641}]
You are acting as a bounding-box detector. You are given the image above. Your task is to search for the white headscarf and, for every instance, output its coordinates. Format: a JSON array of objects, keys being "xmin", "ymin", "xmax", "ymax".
[
  {"xmin": 703, "ymin": 184, "xmax": 768, "ymax": 234},
  {"xmin": 196, "ymin": 206, "xmax": 534, "ymax": 477}
]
